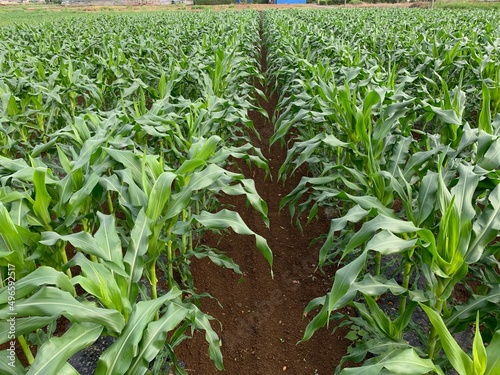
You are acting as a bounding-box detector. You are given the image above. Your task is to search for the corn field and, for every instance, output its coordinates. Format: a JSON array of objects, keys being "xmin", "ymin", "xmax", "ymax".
[{"xmin": 0, "ymin": 7, "xmax": 500, "ymax": 375}]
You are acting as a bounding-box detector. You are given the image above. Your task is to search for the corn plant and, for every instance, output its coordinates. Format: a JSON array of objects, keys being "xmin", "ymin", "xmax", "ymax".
[
  {"xmin": 0, "ymin": 10, "xmax": 272, "ymax": 373},
  {"xmin": 264, "ymin": 8, "xmax": 500, "ymax": 374}
]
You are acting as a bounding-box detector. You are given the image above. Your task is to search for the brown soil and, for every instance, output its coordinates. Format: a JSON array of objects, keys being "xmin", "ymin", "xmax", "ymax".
[{"xmin": 174, "ymin": 19, "xmax": 351, "ymax": 375}]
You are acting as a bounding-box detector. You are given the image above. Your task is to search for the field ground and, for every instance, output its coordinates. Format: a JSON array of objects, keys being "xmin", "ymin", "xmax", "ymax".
[
  {"xmin": 174, "ymin": 43, "xmax": 352, "ymax": 374},
  {"xmin": 0, "ymin": 3, "xmax": 500, "ymax": 375}
]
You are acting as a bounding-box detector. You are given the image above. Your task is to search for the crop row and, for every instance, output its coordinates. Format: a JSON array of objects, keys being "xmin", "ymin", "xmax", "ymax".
[
  {"xmin": 0, "ymin": 11, "xmax": 272, "ymax": 374},
  {"xmin": 264, "ymin": 8, "xmax": 500, "ymax": 374}
]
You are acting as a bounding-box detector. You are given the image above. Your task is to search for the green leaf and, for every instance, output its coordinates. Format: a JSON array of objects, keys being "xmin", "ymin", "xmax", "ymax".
[
  {"xmin": 319, "ymin": 205, "xmax": 370, "ymax": 265},
  {"xmin": 96, "ymin": 288, "xmax": 181, "ymax": 375},
  {"xmin": 32, "ymin": 168, "xmax": 53, "ymax": 228},
  {"xmin": 193, "ymin": 307, "xmax": 224, "ymax": 370},
  {"xmin": 94, "ymin": 212, "xmax": 123, "ymax": 265},
  {"xmin": 468, "ymin": 184, "xmax": 500, "ymax": 263},
  {"xmin": 0, "ymin": 287, "xmax": 124, "ymax": 336},
  {"xmin": 127, "ymin": 302, "xmax": 188, "ymax": 375},
  {"xmin": 416, "ymin": 171, "xmax": 438, "ymax": 226},
  {"xmin": 0, "ymin": 350, "xmax": 24, "ymax": 374},
  {"xmin": 341, "ymin": 349, "xmax": 441, "ymax": 375},
  {"xmin": 302, "ymin": 251, "xmax": 368, "ymax": 342},
  {"xmin": 145, "ymin": 172, "xmax": 176, "ymax": 222},
  {"xmin": 446, "ymin": 286, "xmax": 500, "ymax": 328},
  {"xmin": 27, "ymin": 323, "xmax": 102, "ymax": 375},
  {"xmin": 214, "ymin": 179, "xmax": 270, "ymax": 227},
  {"xmin": 383, "ymin": 349, "xmax": 440, "ymax": 374},
  {"xmin": 429, "ymin": 106, "xmax": 461, "ymax": 125},
  {"xmin": 344, "ymin": 215, "xmax": 419, "ymax": 258},
  {"xmin": 352, "ymin": 275, "xmax": 406, "ymax": 296},
  {"xmin": 478, "ymin": 82, "xmax": 492, "ymax": 134},
  {"xmin": 64, "ymin": 173, "xmax": 100, "ymax": 226},
  {"xmin": 365, "ymin": 230, "xmax": 417, "ymax": 255},
  {"xmin": 0, "ymin": 202, "xmax": 25, "ymax": 267},
  {"xmin": 66, "ymin": 253, "xmax": 128, "ymax": 316},
  {"xmin": 40, "ymin": 231, "xmax": 103, "ymax": 260},
  {"xmin": 420, "ymin": 303, "xmax": 473, "ymax": 375},
  {"xmin": 189, "ymin": 135, "xmax": 221, "ymax": 161},
  {"xmin": 0, "ymin": 266, "xmax": 74, "ymax": 304},
  {"xmin": 472, "ymin": 313, "xmax": 487, "ymax": 375},
  {"xmin": 194, "ymin": 209, "xmax": 273, "ymax": 271},
  {"xmin": 191, "ymin": 249, "xmax": 242, "ymax": 274},
  {"xmin": 103, "ymin": 148, "xmax": 143, "ymax": 186},
  {"xmin": 124, "ymin": 209, "xmax": 152, "ymax": 303},
  {"xmin": 0, "ymin": 316, "xmax": 56, "ymax": 344},
  {"xmin": 485, "ymin": 330, "xmax": 500, "ymax": 375}
]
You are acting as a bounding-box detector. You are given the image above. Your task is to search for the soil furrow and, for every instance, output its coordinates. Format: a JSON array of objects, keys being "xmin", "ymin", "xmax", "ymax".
[{"xmin": 175, "ymin": 14, "xmax": 350, "ymax": 375}]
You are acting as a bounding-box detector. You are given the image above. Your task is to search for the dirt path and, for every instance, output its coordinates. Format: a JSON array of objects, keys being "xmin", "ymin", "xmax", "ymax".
[{"xmin": 175, "ymin": 16, "xmax": 351, "ymax": 375}]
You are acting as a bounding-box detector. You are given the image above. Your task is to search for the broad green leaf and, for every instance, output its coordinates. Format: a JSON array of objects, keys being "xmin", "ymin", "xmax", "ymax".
[
  {"xmin": 191, "ymin": 249, "xmax": 242, "ymax": 274},
  {"xmin": 124, "ymin": 209, "xmax": 151, "ymax": 303},
  {"xmin": 416, "ymin": 170, "xmax": 438, "ymax": 226},
  {"xmin": 446, "ymin": 286, "xmax": 500, "ymax": 328},
  {"xmin": 485, "ymin": 330, "xmax": 500, "ymax": 375},
  {"xmin": 193, "ymin": 307, "xmax": 224, "ymax": 370},
  {"xmin": 94, "ymin": 212, "xmax": 123, "ymax": 265},
  {"xmin": 194, "ymin": 210, "xmax": 273, "ymax": 270},
  {"xmin": 127, "ymin": 302, "xmax": 188, "ymax": 375},
  {"xmin": 0, "ymin": 316, "xmax": 56, "ymax": 344},
  {"xmin": 40, "ymin": 231, "xmax": 102, "ymax": 259},
  {"xmin": 71, "ymin": 134, "xmax": 107, "ymax": 171},
  {"xmin": 145, "ymin": 172, "xmax": 176, "ymax": 222},
  {"xmin": 103, "ymin": 148, "xmax": 143, "ymax": 185},
  {"xmin": 0, "ymin": 267, "xmax": 74, "ymax": 304},
  {"xmin": 0, "ymin": 350, "xmax": 24, "ymax": 374},
  {"xmin": 472, "ymin": 313, "xmax": 487, "ymax": 375},
  {"xmin": 27, "ymin": 322, "xmax": 102, "ymax": 375},
  {"xmin": 352, "ymin": 274, "xmax": 406, "ymax": 297},
  {"xmin": 420, "ymin": 303, "xmax": 473, "ymax": 375},
  {"xmin": 468, "ymin": 184, "xmax": 500, "ymax": 263},
  {"xmin": 214, "ymin": 178, "xmax": 270, "ymax": 227},
  {"xmin": 96, "ymin": 288, "xmax": 181, "ymax": 375},
  {"xmin": 429, "ymin": 106, "xmax": 461, "ymax": 125},
  {"xmin": 0, "ymin": 287, "xmax": 124, "ymax": 336},
  {"xmin": 344, "ymin": 215, "xmax": 418, "ymax": 258},
  {"xmin": 479, "ymin": 82, "xmax": 492, "ymax": 134},
  {"xmin": 66, "ymin": 253, "xmax": 127, "ymax": 316},
  {"xmin": 319, "ymin": 205, "xmax": 370, "ymax": 265},
  {"xmin": 32, "ymin": 168, "xmax": 52, "ymax": 229},
  {"xmin": 64, "ymin": 173, "xmax": 100, "ymax": 226},
  {"xmin": 302, "ymin": 251, "xmax": 367, "ymax": 342},
  {"xmin": 365, "ymin": 230, "xmax": 417, "ymax": 255},
  {"xmin": 189, "ymin": 135, "xmax": 221, "ymax": 161},
  {"xmin": 0, "ymin": 202, "xmax": 24, "ymax": 267},
  {"xmin": 383, "ymin": 349, "xmax": 440, "ymax": 374},
  {"xmin": 341, "ymin": 349, "xmax": 442, "ymax": 375}
]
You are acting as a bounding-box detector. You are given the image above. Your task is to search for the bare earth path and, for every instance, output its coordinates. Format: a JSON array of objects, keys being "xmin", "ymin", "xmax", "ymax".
[{"xmin": 175, "ymin": 18, "xmax": 351, "ymax": 375}]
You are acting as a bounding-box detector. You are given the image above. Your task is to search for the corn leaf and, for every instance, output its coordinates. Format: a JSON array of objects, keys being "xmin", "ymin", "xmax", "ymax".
[
  {"xmin": 0, "ymin": 266, "xmax": 74, "ymax": 304},
  {"xmin": 96, "ymin": 288, "xmax": 181, "ymax": 375},
  {"xmin": 126, "ymin": 302, "xmax": 188, "ymax": 375},
  {"xmin": 27, "ymin": 322, "xmax": 102, "ymax": 375},
  {"xmin": 194, "ymin": 209, "xmax": 273, "ymax": 270},
  {"xmin": 420, "ymin": 303, "xmax": 473, "ymax": 375},
  {"xmin": 0, "ymin": 287, "xmax": 124, "ymax": 336}
]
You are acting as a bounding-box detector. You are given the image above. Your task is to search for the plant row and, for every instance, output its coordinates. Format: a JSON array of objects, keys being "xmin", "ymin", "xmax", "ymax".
[
  {"xmin": 263, "ymin": 8, "xmax": 500, "ymax": 374},
  {"xmin": 0, "ymin": 11, "xmax": 272, "ymax": 374}
]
